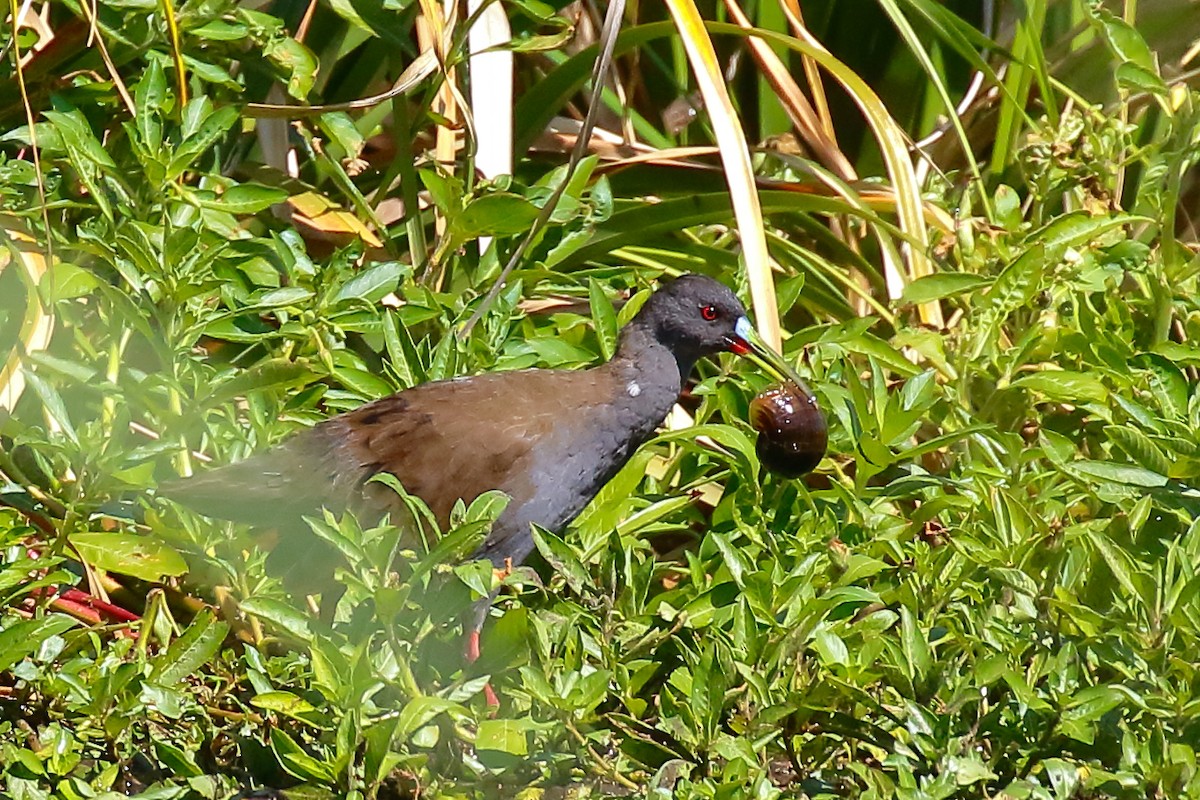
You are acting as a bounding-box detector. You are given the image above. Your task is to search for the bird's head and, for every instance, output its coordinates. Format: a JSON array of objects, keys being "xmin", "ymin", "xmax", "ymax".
[{"xmin": 635, "ymin": 273, "xmax": 806, "ymax": 387}]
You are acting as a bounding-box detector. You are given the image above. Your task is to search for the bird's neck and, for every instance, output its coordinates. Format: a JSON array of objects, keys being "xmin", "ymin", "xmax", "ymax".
[
  {"xmin": 613, "ymin": 322, "xmax": 696, "ymax": 383},
  {"xmin": 602, "ymin": 324, "xmax": 692, "ymax": 438}
]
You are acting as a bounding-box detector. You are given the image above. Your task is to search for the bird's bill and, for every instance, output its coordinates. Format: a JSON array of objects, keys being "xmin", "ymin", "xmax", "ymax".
[{"xmin": 727, "ymin": 316, "xmax": 816, "ymax": 398}]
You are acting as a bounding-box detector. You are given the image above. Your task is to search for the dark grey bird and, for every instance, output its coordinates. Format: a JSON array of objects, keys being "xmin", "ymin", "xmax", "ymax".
[{"xmin": 163, "ymin": 274, "xmax": 819, "ymax": 700}]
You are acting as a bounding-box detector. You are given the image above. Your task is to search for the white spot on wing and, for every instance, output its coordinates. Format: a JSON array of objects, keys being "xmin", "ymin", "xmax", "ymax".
[{"xmin": 626, "ymin": 381, "xmax": 641, "ymax": 397}]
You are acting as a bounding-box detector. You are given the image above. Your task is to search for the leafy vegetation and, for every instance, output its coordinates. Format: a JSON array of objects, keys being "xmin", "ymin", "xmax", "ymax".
[{"xmin": 3, "ymin": 0, "xmax": 1200, "ymax": 797}]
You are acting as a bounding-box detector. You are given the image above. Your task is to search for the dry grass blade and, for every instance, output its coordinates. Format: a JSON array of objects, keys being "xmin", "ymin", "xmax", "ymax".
[
  {"xmin": 664, "ymin": 0, "xmax": 782, "ymax": 349},
  {"xmin": 0, "ymin": 224, "xmax": 53, "ymax": 412},
  {"xmin": 245, "ymin": 51, "xmax": 440, "ymax": 118},
  {"xmin": 157, "ymin": 0, "xmax": 187, "ymax": 104},
  {"xmin": 725, "ymin": 0, "xmax": 874, "ymax": 319},
  {"xmin": 780, "ymin": 0, "xmax": 835, "ymax": 141},
  {"xmin": 776, "ymin": 6, "xmax": 942, "ymax": 327},
  {"xmin": 75, "ymin": 0, "xmax": 134, "ymax": 114},
  {"xmin": 467, "ymin": 0, "xmax": 513, "ymax": 265},
  {"xmin": 723, "ymin": 0, "xmax": 854, "ymax": 182},
  {"xmin": 533, "ymin": 119, "xmax": 722, "ymax": 167},
  {"xmin": 418, "ymin": 0, "xmax": 461, "ymax": 251},
  {"xmin": 875, "ymin": 0, "xmax": 987, "ymax": 215},
  {"xmin": 459, "ymin": 0, "xmax": 625, "ymax": 337},
  {"xmin": 468, "ymin": 0, "xmax": 513, "ymax": 181},
  {"xmin": 6, "ymin": 0, "xmax": 51, "ymax": 266},
  {"xmin": 595, "ymin": 144, "xmax": 721, "ymax": 170}
]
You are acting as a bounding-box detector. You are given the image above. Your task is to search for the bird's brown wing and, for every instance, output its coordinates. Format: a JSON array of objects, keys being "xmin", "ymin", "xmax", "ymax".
[
  {"xmin": 161, "ymin": 368, "xmax": 612, "ymax": 529},
  {"xmin": 157, "ymin": 423, "xmax": 361, "ymax": 527},
  {"xmin": 339, "ymin": 368, "xmax": 615, "ymax": 525}
]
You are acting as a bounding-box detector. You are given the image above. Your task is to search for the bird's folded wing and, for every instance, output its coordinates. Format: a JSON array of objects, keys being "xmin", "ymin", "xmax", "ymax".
[{"xmin": 160, "ymin": 368, "xmax": 609, "ymax": 528}]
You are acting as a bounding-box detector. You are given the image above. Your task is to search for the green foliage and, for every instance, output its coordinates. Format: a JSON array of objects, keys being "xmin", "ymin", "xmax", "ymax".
[{"xmin": 3, "ymin": 0, "xmax": 1200, "ymax": 798}]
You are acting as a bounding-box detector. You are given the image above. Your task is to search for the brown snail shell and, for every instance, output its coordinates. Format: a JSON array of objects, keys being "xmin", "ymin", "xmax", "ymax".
[{"xmin": 750, "ymin": 382, "xmax": 827, "ymax": 478}]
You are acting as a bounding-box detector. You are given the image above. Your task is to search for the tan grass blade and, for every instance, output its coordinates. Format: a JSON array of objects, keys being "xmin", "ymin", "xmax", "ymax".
[
  {"xmin": 460, "ymin": 0, "xmax": 625, "ymax": 337},
  {"xmin": 245, "ymin": 51, "xmax": 439, "ymax": 118},
  {"xmin": 722, "ymin": 0, "xmax": 854, "ymax": 182},
  {"xmin": 781, "ymin": 0, "xmax": 835, "ymax": 141},
  {"xmin": 468, "ymin": 0, "xmax": 513, "ymax": 181},
  {"xmin": 0, "ymin": 224, "xmax": 53, "ymax": 412},
  {"xmin": 417, "ymin": 0, "xmax": 460, "ymax": 246},
  {"xmin": 74, "ymin": 0, "xmax": 135, "ymax": 114},
  {"xmin": 468, "ymin": 0, "xmax": 514, "ymax": 262},
  {"xmin": 664, "ymin": 0, "xmax": 782, "ymax": 348},
  {"xmin": 776, "ymin": 6, "xmax": 943, "ymax": 327},
  {"xmin": 724, "ymin": 0, "xmax": 873, "ymax": 318}
]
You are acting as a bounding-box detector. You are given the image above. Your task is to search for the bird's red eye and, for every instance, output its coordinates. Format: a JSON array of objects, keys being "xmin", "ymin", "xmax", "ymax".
[{"xmin": 700, "ymin": 305, "xmax": 719, "ymax": 321}]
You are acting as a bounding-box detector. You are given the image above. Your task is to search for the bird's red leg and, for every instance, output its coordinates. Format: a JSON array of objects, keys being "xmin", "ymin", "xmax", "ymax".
[
  {"xmin": 465, "ymin": 629, "xmax": 482, "ymax": 663},
  {"xmin": 463, "ymin": 557, "xmax": 514, "ymax": 707},
  {"xmin": 464, "ymin": 629, "xmax": 500, "ymax": 707}
]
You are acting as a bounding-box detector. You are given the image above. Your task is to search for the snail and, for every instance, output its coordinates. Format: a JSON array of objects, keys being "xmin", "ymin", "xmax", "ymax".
[
  {"xmin": 724, "ymin": 319, "xmax": 827, "ymax": 478},
  {"xmin": 750, "ymin": 381, "xmax": 827, "ymax": 478}
]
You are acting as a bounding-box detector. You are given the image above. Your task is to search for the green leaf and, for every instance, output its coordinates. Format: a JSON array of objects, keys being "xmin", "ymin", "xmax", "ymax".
[
  {"xmin": 1061, "ymin": 685, "xmax": 1127, "ymax": 725},
  {"xmin": 317, "ymin": 112, "xmax": 365, "ymax": 158},
  {"xmin": 202, "ymin": 359, "xmax": 315, "ymax": 408},
  {"xmin": 531, "ymin": 525, "xmax": 589, "ymax": 594},
  {"xmin": 1115, "ymin": 62, "xmax": 1167, "ymax": 95},
  {"xmin": 899, "ymin": 607, "xmax": 931, "ymax": 682},
  {"xmin": 651, "ymin": 423, "xmax": 760, "ymax": 482},
  {"xmin": 241, "ymin": 597, "xmax": 313, "ymax": 642},
  {"xmin": 476, "ymin": 718, "xmax": 529, "ymax": 756},
  {"xmin": 150, "ymin": 609, "xmax": 228, "ymax": 686},
  {"xmin": 420, "ymin": 168, "xmax": 463, "ymax": 214},
  {"xmin": 1150, "ymin": 342, "xmax": 1200, "ymax": 365},
  {"xmin": 40, "ymin": 262, "xmax": 101, "ymax": 302},
  {"xmin": 333, "ymin": 262, "xmax": 405, "ymax": 304},
  {"xmin": 452, "ymin": 193, "xmax": 541, "ymax": 239},
  {"xmin": 43, "ymin": 110, "xmax": 117, "ymax": 170},
  {"xmin": 509, "ymin": 30, "xmax": 575, "ymax": 52},
  {"xmin": 252, "ymin": 691, "xmax": 327, "ymax": 727},
  {"xmin": 265, "ymin": 37, "xmax": 318, "ymax": 99},
  {"xmin": 1106, "ymin": 425, "xmax": 1172, "ymax": 476},
  {"xmin": 708, "ymin": 531, "xmax": 752, "ymax": 589},
  {"xmin": 153, "ymin": 740, "xmax": 202, "ymax": 778},
  {"xmin": 70, "ymin": 532, "xmax": 187, "ymax": 581},
  {"xmin": 571, "ymin": 450, "xmax": 653, "ymax": 536},
  {"xmin": 1091, "ymin": 8, "xmax": 1158, "ymax": 73},
  {"xmin": 0, "ymin": 615, "xmax": 77, "ymax": 673},
  {"xmin": 1081, "ymin": 524, "xmax": 1143, "ymax": 598},
  {"xmin": 270, "ymin": 727, "xmax": 336, "ymax": 783},
  {"xmin": 331, "ymin": 364, "xmax": 393, "ymax": 398},
  {"xmin": 901, "ymin": 272, "xmax": 991, "ymax": 304},
  {"xmin": 186, "ymin": 19, "xmax": 249, "ymax": 40},
  {"xmin": 396, "ymin": 696, "xmax": 461, "ymax": 740},
  {"xmin": 204, "ymin": 184, "xmax": 289, "ymax": 214},
  {"xmin": 1068, "ymin": 460, "xmax": 1169, "ymax": 488},
  {"xmin": 134, "ymin": 58, "xmax": 166, "ymax": 153},
  {"xmin": 588, "ymin": 278, "xmax": 618, "ymax": 361},
  {"xmin": 167, "ymin": 104, "xmax": 240, "ymax": 179},
  {"xmin": 616, "ymin": 495, "xmax": 692, "ymax": 537},
  {"xmin": 254, "ymin": 286, "xmax": 314, "ymax": 308},
  {"xmin": 811, "ymin": 627, "xmax": 849, "ymax": 667},
  {"xmin": 1012, "ymin": 371, "xmax": 1108, "ymax": 404},
  {"xmin": 21, "ymin": 368, "xmax": 78, "ymax": 444},
  {"xmin": 1002, "ymin": 667, "xmax": 1053, "ymax": 712}
]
